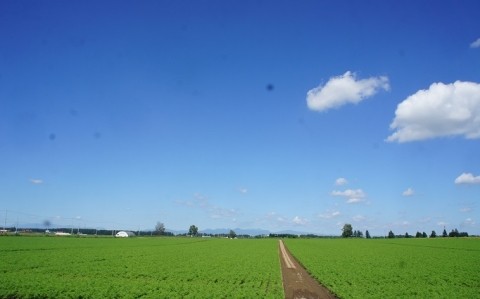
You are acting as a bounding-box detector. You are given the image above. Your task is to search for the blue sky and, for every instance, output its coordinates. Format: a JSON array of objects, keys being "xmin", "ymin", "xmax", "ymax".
[{"xmin": 1, "ymin": 0, "xmax": 479, "ymax": 236}]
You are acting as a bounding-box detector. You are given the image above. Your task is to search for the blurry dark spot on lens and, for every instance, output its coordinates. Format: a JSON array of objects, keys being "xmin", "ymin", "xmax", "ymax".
[
  {"xmin": 49, "ymin": 133, "xmax": 56, "ymax": 141},
  {"xmin": 70, "ymin": 109, "xmax": 78, "ymax": 117},
  {"xmin": 94, "ymin": 132, "xmax": 102, "ymax": 139},
  {"xmin": 266, "ymin": 84, "xmax": 274, "ymax": 91}
]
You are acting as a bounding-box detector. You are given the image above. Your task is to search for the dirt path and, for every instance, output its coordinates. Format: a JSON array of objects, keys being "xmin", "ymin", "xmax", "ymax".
[{"xmin": 279, "ymin": 240, "xmax": 337, "ymax": 299}]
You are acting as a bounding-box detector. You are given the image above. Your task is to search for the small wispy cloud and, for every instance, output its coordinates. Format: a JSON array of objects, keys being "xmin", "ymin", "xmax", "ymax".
[
  {"xmin": 335, "ymin": 177, "xmax": 348, "ymax": 186},
  {"xmin": 292, "ymin": 216, "xmax": 308, "ymax": 226},
  {"xmin": 331, "ymin": 189, "xmax": 366, "ymax": 204},
  {"xmin": 470, "ymin": 38, "xmax": 480, "ymax": 48},
  {"xmin": 259, "ymin": 212, "xmax": 309, "ymax": 228},
  {"xmin": 306, "ymin": 71, "xmax": 389, "ymax": 112},
  {"xmin": 402, "ymin": 188, "xmax": 415, "ymax": 197},
  {"xmin": 238, "ymin": 188, "xmax": 248, "ymax": 194},
  {"xmin": 460, "ymin": 207, "xmax": 472, "ymax": 213},
  {"xmin": 462, "ymin": 218, "xmax": 475, "ymax": 227},
  {"xmin": 318, "ymin": 210, "xmax": 341, "ymax": 219},
  {"xmin": 176, "ymin": 193, "xmax": 238, "ymax": 220},
  {"xmin": 455, "ymin": 173, "xmax": 480, "ymax": 185},
  {"xmin": 30, "ymin": 179, "xmax": 43, "ymax": 185},
  {"xmin": 352, "ymin": 215, "xmax": 366, "ymax": 222}
]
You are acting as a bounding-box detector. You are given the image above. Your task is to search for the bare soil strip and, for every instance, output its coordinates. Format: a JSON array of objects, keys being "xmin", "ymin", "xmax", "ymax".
[{"xmin": 279, "ymin": 240, "xmax": 337, "ymax": 299}]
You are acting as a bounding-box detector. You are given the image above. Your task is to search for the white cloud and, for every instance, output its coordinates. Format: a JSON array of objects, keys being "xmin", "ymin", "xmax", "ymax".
[
  {"xmin": 259, "ymin": 212, "xmax": 309, "ymax": 228},
  {"xmin": 318, "ymin": 210, "xmax": 341, "ymax": 219},
  {"xmin": 470, "ymin": 38, "xmax": 480, "ymax": 48},
  {"xmin": 402, "ymin": 188, "xmax": 415, "ymax": 197},
  {"xmin": 30, "ymin": 179, "xmax": 43, "ymax": 184},
  {"xmin": 292, "ymin": 216, "xmax": 308, "ymax": 225},
  {"xmin": 306, "ymin": 71, "xmax": 389, "ymax": 112},
  {"xmin": 238, "ymin": 188, "xmax": 248, "ymax": 194},
  {"xmin": 455, "ymin": 172, "xmax": 480, "ymax": 185},
  {"xmin": 335, "ymin": 177, "xmax": 348, "ymax": 186},
  {"xmin": 346, "ymin": 198, "xmax": 364, "ymax": 204},
  {"xmin": 462, "ymin": 218, "xmax": 475, "ymax": 226},
  {"xmin": 331, "ymin": 189, "xmax": 366, "ymax": 203},
  {"xmin": 387, "ymin": 81, "xmax": 480, "ymax": 142},
  {"xmin": 176, "ymin": 193, "xmax": 238, "ymax": 220},
  {"xmin": 460, "ymin": 207, "xmax": 472, "ymax": 213},
  {"xmin": 352, "ymin": 215, "xmax": 366, "ymax": 222},
  {"xmin": 437, "ymin": 221, "xmax": 448, "ymax": 227}
]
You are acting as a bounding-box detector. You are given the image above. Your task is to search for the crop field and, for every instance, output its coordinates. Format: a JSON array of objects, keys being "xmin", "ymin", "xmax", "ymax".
[
  {"xmin": 2, "ymin": 236, "xmax": 480, "ymax": 298},
  {"xmin": 285, "ymin": 238, "xmax": 480, "ymax": 298},
  {"xmin": 0, "ymin": 236, "xmax": 283, "ymax": 298}
]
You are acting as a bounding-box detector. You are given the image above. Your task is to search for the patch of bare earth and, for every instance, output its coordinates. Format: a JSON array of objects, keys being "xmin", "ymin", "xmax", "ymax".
[{"xmin": 279, "ymin": 240, "xmax": 337, "ymax": 299}]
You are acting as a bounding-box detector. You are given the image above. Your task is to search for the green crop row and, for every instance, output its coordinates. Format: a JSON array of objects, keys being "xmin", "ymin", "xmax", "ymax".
[
  {"xmin": 0, "ymin": 237, "xmax": 283, "ymax": 298},
  {"xmin": 284, "ymin": 238, "xmax": 480, "ymax": 298}
]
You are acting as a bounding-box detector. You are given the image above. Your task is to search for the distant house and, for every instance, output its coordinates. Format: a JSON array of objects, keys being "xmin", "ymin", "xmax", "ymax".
[{"xmin": 115, "ymin": 231, "xmax": 135, "ymax": 238}]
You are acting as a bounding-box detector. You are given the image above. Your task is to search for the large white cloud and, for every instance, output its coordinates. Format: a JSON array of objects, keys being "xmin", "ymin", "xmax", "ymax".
[
  {"xmin": 306, "ymin": 71, "xmax": 390, "ymax": 112},
  {"xmin": 331, "ymin": 189, "xmax": 366, "ymax": 203},
  {"xmin": 455, "ymin": 172, "xmax": 480, "ymax": 185},
  {"xmin": 387, "ymin": 81, "xmax": 480, "ymax": 142}
]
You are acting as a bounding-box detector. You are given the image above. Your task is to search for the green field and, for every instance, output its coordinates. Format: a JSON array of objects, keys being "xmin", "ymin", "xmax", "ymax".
[
  {"xmin": 285, "ymin": 238, "xmax": 480, "ymax": 298},
  {"xmin": 0, "ymin": 236, "xmax": 283, "ymax": 298},
  {"xmin": 2, "ymin": 236, "xmax": 480, "ymax": 298}
]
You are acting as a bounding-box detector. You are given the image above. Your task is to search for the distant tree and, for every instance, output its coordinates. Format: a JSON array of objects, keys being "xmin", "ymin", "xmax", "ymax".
[
  {"xmin": 189, "ymin": 225, "xmax": 198, "ymax": 237},
  {"xmin": 430, "ymin": 230, "xmax": 437, "ymax": 238},
  {"xmin": 415, "ymin": 231, "xmax": 422, "ymax": 238},
  {"xmin": 358, "ymin": 230, "xmax": 363, "ymax": 238},
  {"xmin": 449, "ymin": 228, "xmax": 460, "ymax": 237},
  {"xmin": 422, "ymin": 232, "xmax": 427, "ymax": 238},
  {"xmin": 405, "ymin": 232, "xmax": 410, "ymax": 238},
  {"xmin": 342, "ymin": 224, "xmax": 353, "ymax": 238},
  {"xmin": 442, "ymin": 228, "xmax": 448, "ymax": 237},
  {"xmin": 154, "ymin": 222, "xmax": 166, "ymax": 235},
  {"xmin": 228, "ymin": 230, "xmax": 236, "ymax": 239},
  {"xmin": 388, "ymin": 230, "xmax": 395, "ymax": 238},
  {"xmin": 43, "ymin": 220, "xmax": 51, "ymax": 232},
  {"xmin": 365, "ymin": 230, "xmax": 371, "ymax": 239}
]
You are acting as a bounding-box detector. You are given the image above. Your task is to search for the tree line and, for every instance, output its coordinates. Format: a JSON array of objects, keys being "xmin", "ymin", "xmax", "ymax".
[{"xmin": 341, "ymin": 223, "xmax": 469, "ymax": 239}]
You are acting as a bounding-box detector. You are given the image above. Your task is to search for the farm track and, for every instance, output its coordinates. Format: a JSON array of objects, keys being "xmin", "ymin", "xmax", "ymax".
[{"xmin": 279, "ymin": 240, "xmax": 337, "ymax": 299}]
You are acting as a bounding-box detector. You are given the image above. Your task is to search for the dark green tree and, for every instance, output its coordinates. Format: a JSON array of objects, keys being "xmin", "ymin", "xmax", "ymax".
[
  {"xmin": 342, "ymin": 224, "xmax": 353, "ymax": 238},
  {"xmin": 388, "ymin": 230, "xmax": 395, "ymax": 238},
  {"xmin": 189, "ymin": 225, "xmax": 198, "ymax": 237},
  {"xmin": 415, "ymin": 231, "xmax": 422, "ymax": 238},
  {"xmin": 365, "ymin": 230, "xmax": 371, "ymax": 239},
  {"xmin": 422, "ymin": 232, "xmax": 427, "ymax": 238},
  {"xmin": 228, "ymin": 229, "xmax": 236, "ymax": 239},
  {"xmin": 442, "ymin": 228, "xmax": 448, "ymax": 237},
  {"xmin": 154, "ymin": 222, "xmax": 166, "ymax": 235},
  {"xmin": 430, "ymin": 230, "xmax": 437, "ymax": 238},
  {"xmin": 449, "ymin": 228, "xmax": 459, "ymax": 237}
]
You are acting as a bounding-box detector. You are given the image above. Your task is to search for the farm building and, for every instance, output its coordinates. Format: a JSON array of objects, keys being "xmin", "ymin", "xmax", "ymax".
[{"xmin": 115, "ymin": 231, "xmax": 135, "ymax": 238}]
